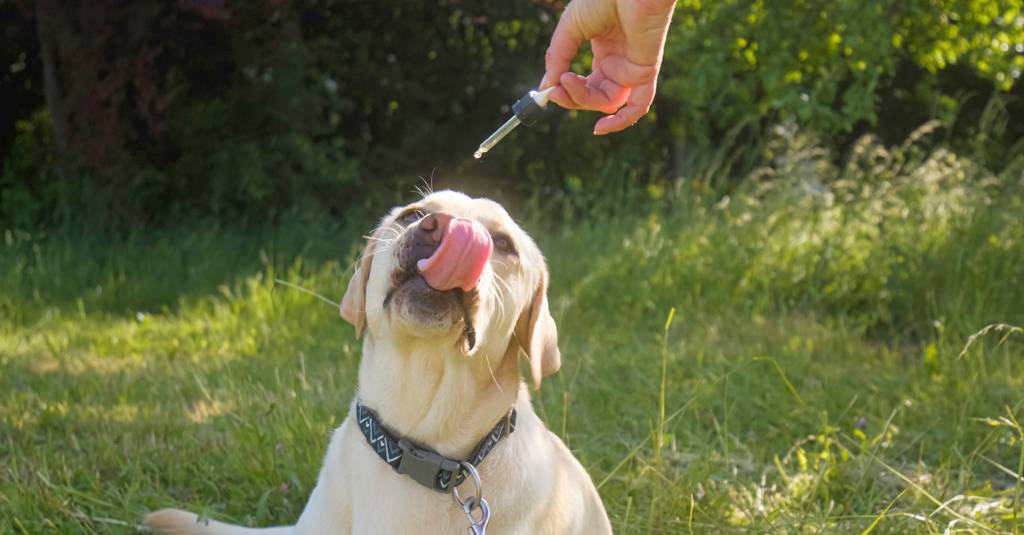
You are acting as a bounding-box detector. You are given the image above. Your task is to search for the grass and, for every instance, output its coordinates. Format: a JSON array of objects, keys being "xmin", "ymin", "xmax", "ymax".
[{"xmin": 2, "ymin": 133, "xmax": 1023, "ymax": 533}]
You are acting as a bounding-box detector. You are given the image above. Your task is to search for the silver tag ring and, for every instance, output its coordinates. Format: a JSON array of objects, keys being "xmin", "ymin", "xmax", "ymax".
[{"xmin": 451, "ymin": 461, "xmax": 483, "ymax": 509}]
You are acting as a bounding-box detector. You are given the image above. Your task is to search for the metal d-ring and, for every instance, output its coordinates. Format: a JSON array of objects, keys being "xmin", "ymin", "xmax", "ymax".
[{"xmin": 451, "ymin": 461, "xmax": 483, "ymax": 509}]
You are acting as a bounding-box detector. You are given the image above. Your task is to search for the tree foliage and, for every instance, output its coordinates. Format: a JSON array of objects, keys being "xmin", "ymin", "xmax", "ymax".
[
  {"xmin": 661, "ymin": 0, "xmax": 1023, "ymax": 158},
  {"xmin": 1, "ymin": 0, "xmax": 1021, "ymax": 229}
]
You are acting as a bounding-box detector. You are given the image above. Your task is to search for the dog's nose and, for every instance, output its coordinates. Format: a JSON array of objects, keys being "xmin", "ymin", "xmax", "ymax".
[
  {"xmin": 417, "ymin": 212, "xmax": 454, "ymax": 245},
  {"xmin": 416, "ymin": 213, "xmax": 493, "ymax": 292},
  {"xmin": 405, "ymin": 213, "xmax": 455, "ymax": 265}
]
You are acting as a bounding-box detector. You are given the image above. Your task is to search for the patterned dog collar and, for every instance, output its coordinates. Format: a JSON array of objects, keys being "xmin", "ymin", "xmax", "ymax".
[{"xmin": 355, "ymin": 401, "xmax": 517, "ymax": 493}]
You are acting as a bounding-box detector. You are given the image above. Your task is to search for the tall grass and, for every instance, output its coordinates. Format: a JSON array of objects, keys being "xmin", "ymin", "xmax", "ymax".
[{"xmin": 1, "ymin": 128, "xmax": 1022, "ymax": 533}]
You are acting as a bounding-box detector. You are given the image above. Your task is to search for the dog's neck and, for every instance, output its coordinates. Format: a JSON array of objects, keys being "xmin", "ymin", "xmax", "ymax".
[{"xmin": 355, "ymin": 333, "xmax": 522, "ymax": 459}]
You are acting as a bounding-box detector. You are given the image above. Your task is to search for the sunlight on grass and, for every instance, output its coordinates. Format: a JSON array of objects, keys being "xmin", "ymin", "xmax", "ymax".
[{"xmin": 1, "ymin": 131, "xmax": 1022, "ymax": 533}]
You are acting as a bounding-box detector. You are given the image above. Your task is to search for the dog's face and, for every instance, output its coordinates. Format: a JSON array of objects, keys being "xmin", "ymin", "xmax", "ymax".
[{"xmin": 340, "ymin": 190, "xmax": 559, "ymax": 387}]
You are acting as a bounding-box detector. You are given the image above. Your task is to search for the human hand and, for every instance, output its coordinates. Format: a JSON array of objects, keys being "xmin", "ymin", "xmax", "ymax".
[{"xmin": 540, "ymin": 0, "xmax": 676, "ymax": 135}]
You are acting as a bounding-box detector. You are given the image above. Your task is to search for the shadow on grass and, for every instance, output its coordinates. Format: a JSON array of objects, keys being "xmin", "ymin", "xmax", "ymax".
[
  {"xmin": 0, "ymin": 327, "xmax": 359, "ymax": 530},
  {"xmin": 1, "ymin": 221, "xmax": 367, "ymax": 328}
]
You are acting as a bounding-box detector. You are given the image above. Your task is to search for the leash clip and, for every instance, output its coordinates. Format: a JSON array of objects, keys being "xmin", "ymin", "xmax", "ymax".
[
  {"xmin": 461, "ymin": 496, "xmax": 490, "ymax": 535},
  {"xmin": 452, "ymin": 461, "xmax": 490, "ymax": 535}
]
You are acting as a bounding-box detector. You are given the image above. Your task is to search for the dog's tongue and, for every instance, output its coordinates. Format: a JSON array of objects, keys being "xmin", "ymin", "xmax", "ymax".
[{"xmin": 417, "ymin": 217, "xmax": 493, "ymax": 291}]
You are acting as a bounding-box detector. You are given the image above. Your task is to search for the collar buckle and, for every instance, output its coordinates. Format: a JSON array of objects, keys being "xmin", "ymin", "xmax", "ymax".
[
  {"xmin": 356, "ymin": 400, "xmax": 516, "ymax": 493},
  {"xmin": 397, "ymin": 438, "xmax": 461, "ymax": 490}
]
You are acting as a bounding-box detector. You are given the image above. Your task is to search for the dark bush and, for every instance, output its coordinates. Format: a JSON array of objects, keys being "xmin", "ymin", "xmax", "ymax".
[{"xmin": 1, "ymin": 0, "xmax": 1021, "ymax": 230}]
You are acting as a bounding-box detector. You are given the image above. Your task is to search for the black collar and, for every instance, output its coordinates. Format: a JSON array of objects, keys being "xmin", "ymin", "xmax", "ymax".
[{"xmin": 355, "ymin": 401, "xmax": 517, "ymax": 493}]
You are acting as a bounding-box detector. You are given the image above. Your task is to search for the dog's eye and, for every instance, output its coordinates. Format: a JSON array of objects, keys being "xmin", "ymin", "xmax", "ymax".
[
  {"xmin": 492, "ymin": 234, "xmax": 516, "ymax": 254},
  {"xmin": 397, "ymin": 209, "xmax": 424, "ymax": 226}
]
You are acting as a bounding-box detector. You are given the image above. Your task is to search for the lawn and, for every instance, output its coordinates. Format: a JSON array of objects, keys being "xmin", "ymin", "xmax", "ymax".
[{"xmin": 2, "ymin": 141, "xmax": 1023, "ymax": 533}]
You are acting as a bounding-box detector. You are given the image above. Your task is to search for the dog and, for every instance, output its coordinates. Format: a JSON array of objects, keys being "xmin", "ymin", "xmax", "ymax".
[{"xmin": 145, "ymin": 190, "xmax": 613, "ymax": 534}]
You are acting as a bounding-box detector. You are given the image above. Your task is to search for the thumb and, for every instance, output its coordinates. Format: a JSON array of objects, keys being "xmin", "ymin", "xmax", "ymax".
[{"xmin": 541, "ymin": 6, "xmax": 583, "ymax": 90}]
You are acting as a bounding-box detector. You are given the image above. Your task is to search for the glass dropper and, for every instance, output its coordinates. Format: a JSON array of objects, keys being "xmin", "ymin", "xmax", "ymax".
[
  {"xmin": 474, "ymin": 87, "xmax": 555, "ymax": 159},
  {"xmin": 474, "ymin": 116, "xmax": 520, "ymax": 159}
]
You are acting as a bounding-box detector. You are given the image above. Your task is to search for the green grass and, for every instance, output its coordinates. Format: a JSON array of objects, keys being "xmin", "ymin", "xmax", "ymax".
[{"xmin": 2, "ymin": 136, "xmax": 1023, "ymax": 533}]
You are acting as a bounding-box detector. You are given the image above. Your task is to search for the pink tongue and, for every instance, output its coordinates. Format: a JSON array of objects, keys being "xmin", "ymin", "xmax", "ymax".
[{"xmin": 417, "ymin": 218, "xmax": 493, "ymax": 291}]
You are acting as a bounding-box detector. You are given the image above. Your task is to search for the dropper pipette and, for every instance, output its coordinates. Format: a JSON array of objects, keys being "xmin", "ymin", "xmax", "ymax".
[{"xmin": 474, "ymin": 87, "xmax": 555, "ymax": 159}]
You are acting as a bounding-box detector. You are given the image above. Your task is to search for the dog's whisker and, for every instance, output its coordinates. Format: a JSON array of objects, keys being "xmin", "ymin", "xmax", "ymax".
[
  {"xmin": 480, "ymin": 349, "xmax": 504, "ymax": 394},
  {"xmin": 487, "ymin": 272, "xmax": 511, "ymax": 325},
  {"xmin": 491, "ymin": 289, "xmax": 503, "ymax": 321},
  {"xmin": 367, "ymin": 225, "xmax": 402, "ymax": 238},
  {"xmin": 495, "ymin": 281, "xmax": 512, "ymax": 324},
  {"xmin": 365, "ymin": 248, "xmax": 394, "ymax": 260},
  {"xmin": 491, "ymin": 260, "xmax": 518, "ymax": 282},
  {"xmin": 412, "ymin": 174, "xmax": 436, "ymax": 200},
  {"xmin": 492, "ymin": 271, "xmax": 513, "ymax": 294},
  {"xmin": 493, "ymin": 276, "xmax": 513, "ymax": 318},
  {"xmin": 273, "ymin": 279, "xmax": 341, "ymax": 308},
  {"xmin": 426, "ymin": 170, "xmax": 436, "ymax": 195},
  {"xmin": 490, "ymin": 287, "xmax": 506, "ymax": 327},
  {"xmin": 368, "ymin": 228, "xmax": 401, "ymax": 240},
  {"xmin": 359, "ymin": 248, "xmax": 394, "ymax": 265},
  {"xmin": 492, "ymin": 272, "xmax": 515, "ymax": 304}
]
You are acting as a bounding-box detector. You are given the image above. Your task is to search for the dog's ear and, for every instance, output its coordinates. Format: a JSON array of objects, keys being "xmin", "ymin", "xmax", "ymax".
[
  {"xmin": 340, "ymin": 232, "xmax": 378, "ymax": 338},
  {"xmin": 517, "ymin": 265, "xmax": 560, "ymax": 389}
]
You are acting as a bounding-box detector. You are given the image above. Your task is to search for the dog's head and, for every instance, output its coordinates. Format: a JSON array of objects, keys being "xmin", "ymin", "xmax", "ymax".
[{"xmin": 340, "ymin": 190, "xmax": 560, "ymax": 388}]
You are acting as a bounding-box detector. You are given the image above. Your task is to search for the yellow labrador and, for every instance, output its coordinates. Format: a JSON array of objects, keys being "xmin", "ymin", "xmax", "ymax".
[{"xmin": 146, "ymin": 190, "xmax": 612, "ymax": 534}]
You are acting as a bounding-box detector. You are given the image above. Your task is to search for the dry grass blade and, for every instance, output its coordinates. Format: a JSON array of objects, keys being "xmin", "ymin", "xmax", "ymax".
[
  {"xmin": 959, "ymin": 323, "xmax": 1024, "ymax": 359},
  {"xmin": 859, "ymin": 491, "xmax": 906, "ymax": 535}
]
